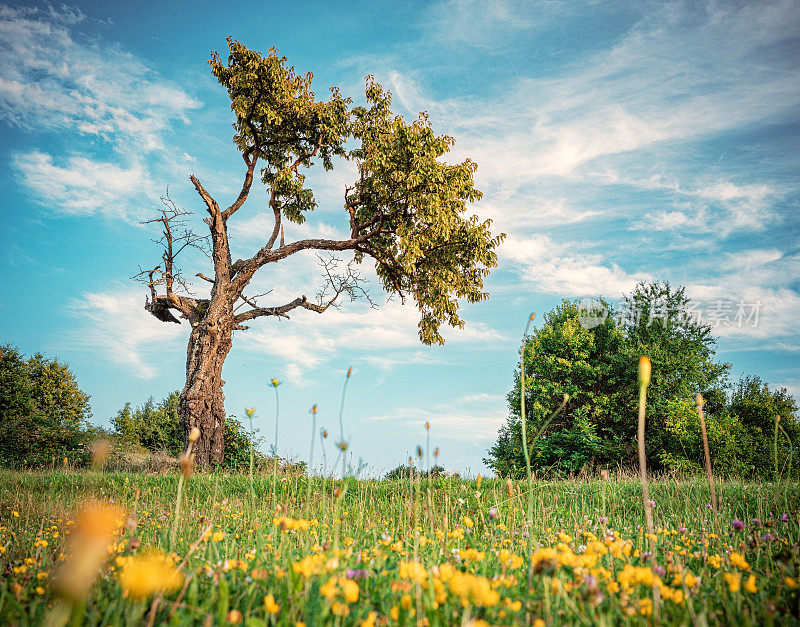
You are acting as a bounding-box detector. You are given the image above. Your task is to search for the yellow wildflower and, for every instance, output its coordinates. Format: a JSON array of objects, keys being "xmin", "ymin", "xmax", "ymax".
[
  {"xmin": 399, "ymin": 561, "xmax": 428, "ymax": 583},
  {"xmin": 448, "ymin": 571, "xmax": 499, "ymax": 607},
  {"xmin": 341, "ymin": 578, "xmax": 359, "ymax": 603},
  {"xmin": 320, "ymin": 578, "xmax": 338, "ymax": 599},
  {"xmin": 744, "ymin": 574, "xmax": 757, "ymax": 594},
  {"xmin": 723, "ymin": 572, "xmax": 740, "ymax": 593},
  {"xmin": 52, "ymin": 501, "xmax": 124, "ymax": 602},
  {"xmin": 119, "ymin": 551, "xmax": 183, "ymax": 600},
  {"xmin": 729, "ymin": 552, "xmax": 750, "ymax": 571},
  {"xmin": 264, "ymin": 594, "xmax": 280, "ymax": 614},
  {"xmin": 785, "ymin": 577, "xmax": 799, "ymax": 589}
]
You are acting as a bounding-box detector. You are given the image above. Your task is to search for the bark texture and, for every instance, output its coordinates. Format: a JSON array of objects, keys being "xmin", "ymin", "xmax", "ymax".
[{"xmin": 179, "ymin": 307, "xmax": 233, "ymax": 466}]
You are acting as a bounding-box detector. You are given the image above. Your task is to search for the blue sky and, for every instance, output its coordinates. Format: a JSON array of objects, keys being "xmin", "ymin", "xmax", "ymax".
[{"xmin": 1, "ymin": 0, "xmax": 798, "ymax": 475}]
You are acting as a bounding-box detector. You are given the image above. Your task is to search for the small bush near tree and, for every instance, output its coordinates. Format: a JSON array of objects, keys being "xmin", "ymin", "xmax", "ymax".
[{"xmin": 110, "ymin": 392, "xmax": 281, "ymax": 472}]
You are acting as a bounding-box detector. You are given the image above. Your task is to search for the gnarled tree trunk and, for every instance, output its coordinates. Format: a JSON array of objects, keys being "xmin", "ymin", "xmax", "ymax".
[{"xmin": 179, "ymin": 305, "xmax": 233, "ymax": 467}]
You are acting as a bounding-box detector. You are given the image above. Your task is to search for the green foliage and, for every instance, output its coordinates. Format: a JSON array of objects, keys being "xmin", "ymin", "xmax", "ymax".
[
  {"xmin": 384, "ymin": 464, "xmax": 446, "ymax": 480},
  {"xmin": 110, "ymin": 392, "xmax": 262, "ymax": 470},
  {"xmin": 0, "ymin": 344, "xmax": 93, "ymax": 468},
  {"xmin": 348, "ymin": 79, "xmax": 502, "ymax": 344},
  {"xmin": 729, "ymin": 375, "xmax": 799, "ymax": 476},
  {"xmin": 209, "ymin": 39, "xmax": 350, "ymax": 224},
  {"xmin": 486, "ymin": 300, "xmax": 626, "ymax": 477},
  {"xmin": 111, "ymin": 392, "xmax": 183, "ymax": 456},
  {"xmin": 486, "ymin": 282, "xmax": 797, "ymax": 478},
  {"xmin": 209, "ymin": 40, "xmax": 503, "ymax": 345}
]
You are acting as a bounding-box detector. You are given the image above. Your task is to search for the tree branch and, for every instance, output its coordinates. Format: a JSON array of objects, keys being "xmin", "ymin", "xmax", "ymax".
[
  {"xmin": 190, "ymin": 174, "xmax": 231, "ymax": 283},
  {"xmin": 222, "ymin": 154, "xmax": 258, "ymax": 221},
  {"xmin": 135, "ymin": 192, "xmax": 206, "ymax": 323}
]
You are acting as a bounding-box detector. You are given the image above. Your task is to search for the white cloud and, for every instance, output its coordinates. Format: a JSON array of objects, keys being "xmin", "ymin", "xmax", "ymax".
[
  {"xmin": 627, "ymin": 176, "xmax": 779, "ymax": 235},
  {"xmin": 385, "ymin": 0, "xmax": 798, "ymax": 242},
  {"xmin": 501, "ymin": 234, "xmax": 648, "ymax": 297},
  {"xmin": 239, "ymin": 297, "xmax": 502, "ymax": 384},
  {"xmin": 422, "ymin": 0, "xmax": 538, "ymax": 50},
  {"xmin": 70, "ymin": 285, "xmax": 186, "ymax": 379},
  {"xmin": 369, "ymin": 396, "xmax": 507, "ymax": 441},
  {"xmin": 12, "ymin": 151, "xmax": 151, "ymax": 218},
  {"xmin": 681, "ymin": 249, "xmax": 800, "ymax": 347},
  {"xmin": 0, "ymin": 5, "xmax": 200, "ymax": 147},
  {"xmin": 1, "ymin": 4, "xmax": 202, "ymax": 218}
]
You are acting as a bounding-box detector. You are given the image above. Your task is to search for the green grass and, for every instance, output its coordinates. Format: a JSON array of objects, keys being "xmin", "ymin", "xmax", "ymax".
[{"xmin": 1, "ymin": 468, "xmax": 799, "ymax": 625}]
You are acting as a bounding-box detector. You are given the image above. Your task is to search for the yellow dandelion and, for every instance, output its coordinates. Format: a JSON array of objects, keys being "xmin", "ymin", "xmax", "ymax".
[
  {"xmin": 264, "ymin": 593, "xmax": 280, "ymax": 614},
  {"xmin": 723, "ymin": 572, "xmax": 741, "ymax": 593},
  {"xmin": 119, "ymin": 551, "xmax": 183, "ymax": 600}
]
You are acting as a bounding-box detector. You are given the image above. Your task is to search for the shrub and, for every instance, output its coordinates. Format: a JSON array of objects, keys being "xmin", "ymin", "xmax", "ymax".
[
  {"xmin": 486, "ymin": 282, "xmax": 798, "ymax": 478},
  {"xmin": 0, "ymin": 344, "xmax": 93, "ymax": 468}
]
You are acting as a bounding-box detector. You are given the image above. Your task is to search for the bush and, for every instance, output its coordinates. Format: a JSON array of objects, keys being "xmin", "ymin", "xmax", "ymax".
[
  {"xmin": 0, "ymin": 344, "xmax": 93, "ymax": 468},
  {"xmin": 485, "ymin": 282, "xmax": 798, "ymax": 478},
  {"xmin": 110, "ymin": 393, "xmax": 267, "ymax": 471}
]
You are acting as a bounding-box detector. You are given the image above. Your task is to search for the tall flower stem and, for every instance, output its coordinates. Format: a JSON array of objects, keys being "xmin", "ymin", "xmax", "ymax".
[
  {"xmin": 637, "ymin": 355, "xmax": 660, "ymax": 619},
  {"xmin": 306, "ymin": 405, "xmax": 318, "ymax": 516},
  {"xmin": 270, "ymin": 378, "xmax": 280, "ymax": 507},
  {"xmin": 245, "ymin": 408, "xmax": 257, "ymax": 508},
  {"xmin": 171, "ymin": 427, "xmax": 199, "ymax": 550},
  {"xmin": 337, "ymin": 368, "xmax": 352, "ymax": 479},
  {"xmin": 695, "ymin": 394, "xmax": 718, "ymax": 518},
  {"xmin": 519, "ymin": 313, "xmax": 535, "ymax": 598}
]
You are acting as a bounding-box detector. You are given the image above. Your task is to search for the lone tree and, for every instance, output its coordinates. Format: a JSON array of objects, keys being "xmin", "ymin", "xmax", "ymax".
[{"xmin": 138, "ymin": 39, "xmax": 504, "ymax": 467}]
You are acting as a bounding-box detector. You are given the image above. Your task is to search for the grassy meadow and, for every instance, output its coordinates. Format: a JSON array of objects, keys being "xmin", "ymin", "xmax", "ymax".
[{"xmin": 1, "ymin": 467, "xmax": 799, "ymax": 625}]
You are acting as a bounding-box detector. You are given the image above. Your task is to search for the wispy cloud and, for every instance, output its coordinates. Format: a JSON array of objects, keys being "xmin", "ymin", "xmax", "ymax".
[
  {"xmin": 1, "ymin": 3, "xmax": 201, "ymax": 218},
  {"xmin": 369, "ymin": 394, "xmax": 507, "ymax": 441},
  {"xmin": 501, "ymin": 234, "xmax": 649, "ymax": 297},
  {"xmin": 0, "ymin": 4, "xmax": 199, "ymax": 147},
  {"xmin": 11, "ymin": 151, "xmax": 151, "ymax": 218},
  {"xmin": 239, "ymin": 297, "xmax": 503, "ymax": 385},
  {"xmin": 69, "ymin": 285, "xmax": 186, "ymax": 379}
]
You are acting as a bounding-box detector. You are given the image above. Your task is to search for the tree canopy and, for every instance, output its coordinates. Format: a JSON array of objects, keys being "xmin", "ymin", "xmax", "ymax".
[
  {"xmin": 0, "ymin": 344, "xmax": 93, "ymax": 467},
  {"xmin": 486, "ymin": 282, "xmax": 797, "ymax": 478}
]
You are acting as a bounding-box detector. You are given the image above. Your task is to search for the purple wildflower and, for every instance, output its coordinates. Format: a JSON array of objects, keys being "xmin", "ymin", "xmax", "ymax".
[
  {"xmin": 732, "ymin": 520, "xmax": 745, "ymax": 532},
  {"xmin": 781, "ymin": 514, "xmax": 790, "ymax": 523},
  {"xmin": 345, "ymin": 568, "xmax": 370, "ymax": 580},
  {"xmin": 488, "ymin": 507, "xmax": 499, "ymax": 520},
  {"xmin": 763, "ymin": 532, "xmax": 775, "ymax": 542}
]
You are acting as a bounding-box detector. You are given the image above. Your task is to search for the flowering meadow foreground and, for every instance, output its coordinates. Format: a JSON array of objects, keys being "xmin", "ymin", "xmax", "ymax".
[{"xmin": 1, "ymin": 469, "xmax": 799, "ymax": 625}]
